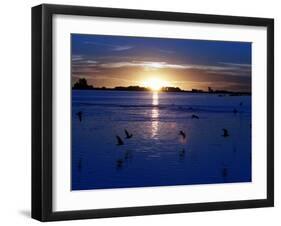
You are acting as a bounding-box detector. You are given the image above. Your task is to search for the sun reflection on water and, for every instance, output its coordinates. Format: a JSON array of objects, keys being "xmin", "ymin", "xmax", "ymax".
[{"xmin": 151, "ymin": 92, "xmax": 159, "ymax": 138}]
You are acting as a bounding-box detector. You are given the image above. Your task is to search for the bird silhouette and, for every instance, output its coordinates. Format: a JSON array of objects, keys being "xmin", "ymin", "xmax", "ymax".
[
  {"xmin": 124, "ymin": 129, "xmax": 133, "ymax": 139},
  {"xmin": 76, "ymin": 111, "xmax": 83, "ymax": 122},
  {"xmin": 179, "ymin": 130, "xmax": 186, "ymax": 139},
  {"xmin": 191, "ymin": 114, "xmax": 199, "ymax": 119},
  {"xmin": 233, "ymin": 108, "xmax": 238, "ymax": 114},
  {"xmin": 116, "ymin": 135, "xmax": 124, "ymax": 145},
  {"xmin": 222, "ymin": 128, "xmax": 229, "ymax": 137}
]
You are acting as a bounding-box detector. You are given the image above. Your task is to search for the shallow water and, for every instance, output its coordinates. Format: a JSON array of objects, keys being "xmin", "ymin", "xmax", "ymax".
[{"xmin": 71, "ymin": 90, "xmax": 251, "ymax": 190}]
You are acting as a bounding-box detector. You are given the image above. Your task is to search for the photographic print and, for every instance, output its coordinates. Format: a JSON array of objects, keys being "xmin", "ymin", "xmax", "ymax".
[
  {"xmin": 32, "ymin": 4, "xmax": 274, "ymax": 221},
  {"xmin": 71, "ymin": 34, "xmax": 252, "ymax": 190}
]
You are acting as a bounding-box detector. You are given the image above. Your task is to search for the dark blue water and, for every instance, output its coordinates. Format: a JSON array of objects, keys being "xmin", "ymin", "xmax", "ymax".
[{"xmin": 71, "ymin": 90, "xmax": 251, "ymax": 190}]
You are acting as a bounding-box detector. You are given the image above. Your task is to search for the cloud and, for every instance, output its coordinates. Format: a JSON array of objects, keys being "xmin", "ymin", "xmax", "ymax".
[
  {"xmin": 72, "ymin": 58, "xmax": 251, "ymax": 92},
  {"xmin": 158, "ymin": 49, "xmax": 175, "ymax": 54},
  {"xmin": 72, "ymin": 57, "xmax": 99, "ymax": 68},
  {"xmin": 84, "ymin": 41, "xmax": 133, "ymax": 51},
  {"xmin": 99, "ymin": 60, "xmax": 247, "ymax": 72},
  {"xmin": 72, "ymin": 55, "xmax": 84, "ymax": 61},
  {"xmin": 219, "ymin": 62, "xmax": 251, "ymax": 68},
  {"xmin": 112, "ymin": 46, "xmax": 133, "ymax": 51},
  {"xmin": 72, "ymin": 57, "xmax": 252, "ymax": 78},
  {"xmin": 207, "ymin": 70, "xmax": 251, "ymax": 77},
  {"xmin": 84, "ymin": 60, "xmax": 98, "ymax": 64}
]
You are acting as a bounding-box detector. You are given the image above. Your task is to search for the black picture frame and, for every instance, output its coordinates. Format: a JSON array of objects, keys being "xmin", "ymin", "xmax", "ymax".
[{"xmin": 32, "ymin": 4, "xmax": 274, "ymax": 222}]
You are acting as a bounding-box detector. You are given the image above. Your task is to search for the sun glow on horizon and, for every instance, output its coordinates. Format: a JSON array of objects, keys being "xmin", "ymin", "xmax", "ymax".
[{"xmin": 142, "ymin": 77, "xmax": 170, "ymax": 91}]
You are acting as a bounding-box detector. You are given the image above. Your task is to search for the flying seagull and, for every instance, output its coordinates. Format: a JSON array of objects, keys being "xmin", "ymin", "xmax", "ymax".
[
  {"xmin": 222, "ymin": 128, "xmax": 229, "ymax": 137},
  {"xmin": 116, "ymin": 135, "xmax": 124, "ymax": 145},
  {"xmin": 179, "ymin": 130, "xmax": 186, "ymax": 139},
  {"xmin": 191, "ymin": 114, "xmax": 199, "ymax": 119},
  {"xmin": 76, "ymin": 111, "xmax": 83, "ymax": 122},
  {"xmin": 124, "ymin": 129, "xmax": 133, "ymax": 139}
]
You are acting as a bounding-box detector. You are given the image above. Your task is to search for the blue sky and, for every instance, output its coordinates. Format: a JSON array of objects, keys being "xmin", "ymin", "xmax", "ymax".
[{"xmin": 71, "ymin": 34, "xmax": 252, "ymax": 92}]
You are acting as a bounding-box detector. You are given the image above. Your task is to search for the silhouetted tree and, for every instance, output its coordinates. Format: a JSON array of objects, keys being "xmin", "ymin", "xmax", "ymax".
[
  {"xmin": 114, "ymin": 86, "xmax": 149, "ymax": 91},
  {"xmin": 73, "ymin": 78, "xmax": 93, "ymax": 89},
  {"xmin": 161, "ymin": 87, "xmax": 182, "ymax": 92},
  {"xmin": 191, "ymin": 89, "xmax": 204, "ymax": 93},
  {"xmin": 208, "ymin": 87, "xmax": 213, "ymax": 93}
]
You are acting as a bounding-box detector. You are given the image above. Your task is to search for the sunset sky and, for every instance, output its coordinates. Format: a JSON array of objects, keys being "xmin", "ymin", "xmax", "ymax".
[{"xmin": 71, "ymin": 34, "xmax": 252, "ymax": 92}]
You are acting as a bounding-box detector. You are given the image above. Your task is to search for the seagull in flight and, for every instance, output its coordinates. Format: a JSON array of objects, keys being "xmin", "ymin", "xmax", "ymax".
[
  {"xmin": 191, "ymin": 114, "xmax": 199, "ymax": 119},
  {"xmin": 222, "ymin": 128, "xmax": 229, "ymax": 137},
  {"xmin": 76, "ymin": 111, "xmax": 83, "ymax": 122},
  {"xmin": 179, "ymin": 130, "xmax": 186, "ymax": 139},
  {"xmin": 124, "ymin": 129, "xmax": 133, "ymax": 139},
  {"xmin": 116, "ymin": 135, "xmax": 124, "ymax": 145}
]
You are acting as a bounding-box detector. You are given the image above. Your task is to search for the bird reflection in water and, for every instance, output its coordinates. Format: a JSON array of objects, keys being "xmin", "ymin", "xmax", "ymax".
[
  {"xmin": 179, "ymin": 148, "xmax": 186, "ymax": 160},
  {"xmin": 151, "ymin": 92, "xmax": 159, "ymax": 139},
  {"xmin": 116, "ymin": 159, "xmax": 124, "ymax": 169},
  {"xmin": 178, "ymin": 130, "xmax": 188, "ymax": 160}
]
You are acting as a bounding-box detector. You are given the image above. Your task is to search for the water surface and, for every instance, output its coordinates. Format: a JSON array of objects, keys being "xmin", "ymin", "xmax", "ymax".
[{"xmin": 72, "ymin": 90, "xmax": 251, "ymax": 190}]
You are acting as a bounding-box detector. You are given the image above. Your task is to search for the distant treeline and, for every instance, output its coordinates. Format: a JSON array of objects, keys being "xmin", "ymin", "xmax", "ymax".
[
  {"xmin": 72, "ymin": 78, "xmax": 94, "ymax": 89},
  {"xmin": 72, "ymin": 78, "xmax": 251, "ymax": 95}
]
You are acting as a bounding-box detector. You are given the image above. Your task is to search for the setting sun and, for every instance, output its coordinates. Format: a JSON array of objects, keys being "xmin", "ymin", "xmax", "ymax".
[{"xmin": 142, "ymin": 77, "xmax": 169, "ymax": 91}]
